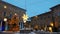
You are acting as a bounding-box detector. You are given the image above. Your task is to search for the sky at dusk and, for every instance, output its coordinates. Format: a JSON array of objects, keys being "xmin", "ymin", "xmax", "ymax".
[{"xmin": 3, "ymin": 0, "xmax": 60, "ymax": 17}]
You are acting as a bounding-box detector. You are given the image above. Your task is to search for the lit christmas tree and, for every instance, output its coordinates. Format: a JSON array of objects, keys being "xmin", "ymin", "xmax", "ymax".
[{"xmin": 9, "ymin": 13, "xmax": 20, "ymax": 32}]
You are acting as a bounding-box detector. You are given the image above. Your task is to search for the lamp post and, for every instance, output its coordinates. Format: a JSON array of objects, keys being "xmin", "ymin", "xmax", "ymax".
[
  {"xmin": 4, "ymin": 18, "xmax": 8, "ymax": 31},
  {"xmin": 49, "ymin": 27, "xmax": 52, "ymax": 32},
  {"xmin": 22, "ymin": 14, "xmax": 28, "ymax": 29},
  {"xmin": 49, "ymin": 22, "xmax": 54, "ymax": 32},
  {"xmin": 22, "ymin": 14, "xmax": 28, "ymax": 23}
]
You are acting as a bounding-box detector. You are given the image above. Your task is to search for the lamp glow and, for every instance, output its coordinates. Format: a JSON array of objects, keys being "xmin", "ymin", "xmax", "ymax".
[
  {"xmin": 4, "ymin": 6, "xmax": 7, "ymax": 8},
  {"xmin": 49, "ymin": 27, "xmax": 52, "ymax": 32},
  {"xmin": 4, "ymin": 18, "xmax": 7, "ymax": 22},
  {"xmin": 15, "ymin": 13, "xmax": 17, "ymax": 15},
  {"xmin": 50, "ymin": 23, "xmax": 53, "ymax": 27}
]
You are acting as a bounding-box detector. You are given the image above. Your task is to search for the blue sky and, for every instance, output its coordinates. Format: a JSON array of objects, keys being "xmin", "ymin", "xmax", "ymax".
[{"xmin": 3, "ymin": 0, "xmax": 60, "ymax": 17}]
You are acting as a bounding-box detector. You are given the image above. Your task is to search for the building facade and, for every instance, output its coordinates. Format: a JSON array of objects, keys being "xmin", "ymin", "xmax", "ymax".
[
  {"xmin": 30, "ymin": 4, "xmax": 60, "ymax": 32},
  {"xmin": 31, "ymin": 11, "xmax": 53, "ymax": 31},
  {"xmin": 0, "ymin": 0, "xmax": 26, "ymax": 31},
  {"xmin": 50, "ymin": 4, "xmax": 60, "ymax": 28}
]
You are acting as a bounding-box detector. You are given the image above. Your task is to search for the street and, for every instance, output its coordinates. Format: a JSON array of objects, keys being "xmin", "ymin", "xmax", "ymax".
[{"xmin": 0, "ymin": 31, "xmax": 60, "ymax": 34}]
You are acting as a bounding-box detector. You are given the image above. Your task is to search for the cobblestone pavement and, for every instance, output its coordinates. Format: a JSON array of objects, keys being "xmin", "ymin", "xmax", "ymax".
[{"xmin": 0, "ymin": 31, "xmax": 60, "ymax": 34}]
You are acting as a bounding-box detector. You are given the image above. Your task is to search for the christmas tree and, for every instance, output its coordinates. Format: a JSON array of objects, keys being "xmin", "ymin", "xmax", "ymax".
[{"xmin": 9, "ymin": 13, "xmax": 20, "ymax": 32}]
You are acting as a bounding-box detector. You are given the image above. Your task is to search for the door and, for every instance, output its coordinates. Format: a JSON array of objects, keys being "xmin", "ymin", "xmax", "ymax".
[{"xmin": 1, "ymin": 21, "xmax": 5, "ymax": 31}]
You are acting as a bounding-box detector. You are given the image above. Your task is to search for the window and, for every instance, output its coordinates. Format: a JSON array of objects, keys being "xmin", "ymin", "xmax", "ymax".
[
  {"xmin": 48, "ymin": 15, "xmax": 50, "ymax": 18},
  {"xmin": 56, "ymin": 12, "xmax": 60, "ymax": 16},
  {"xmin": 9, "ymin": 14, "xmax": 12, "ymax": 18},
  {"xmin": 58, "ymin": 20, "xmax": 60, "ymax": 26},
  {"xmin": 0, "ymin": 5, "xmax": 1, "ymax": 8},
  {"xmin": 40, "ymin": 17, "xmax": 43, "ymax": 20},
  {"xmin": 3, "ymin": 11, "xmax": 6, "ymax": 16},
  {"xmin": 44, "ymin": 16, "xmax": 46, "ymax": 19},
  {"xmin": 0, "ymin": 5, "xmax": 2, "ymax": 8},
  {"xmin": 57, "ymin": 12, "xmax": 60, "ymax": 16},
  {"xmin": 20, "ymin": 22, "xmax": 24, "ymax": 29}
]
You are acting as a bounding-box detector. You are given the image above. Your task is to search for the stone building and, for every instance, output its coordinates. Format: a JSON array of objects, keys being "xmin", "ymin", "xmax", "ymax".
[
  {"xmin": 0, "ymin": 0, "xmax": 26, "ymax": 31},
  {"xmin": 0, "ymin": 1, "xmax": 26, "ymax": 21},
  {"xmin": 31, "ymin": 11, "xmax": 53, "ymax": 30},
  {"xmin": 30, "ymin": 4, "xmax": 60, "ymax": 32},
  {"xmin": 50, "ymin": 4, "xmax": 60, "ymax": 28}
]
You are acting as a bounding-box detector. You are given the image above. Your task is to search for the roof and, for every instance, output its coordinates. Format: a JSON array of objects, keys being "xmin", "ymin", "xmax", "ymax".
[
  {"xmin": 0, "ymin": 1, "xmax": 26, "ymax": 11},
  {"xmin": 37, "ymin": 11, "xmax": 52, "ymax": 16},
  {"xmin": 50, "ymin": 4, "xmax": 60, "ymax": 10},
  {"xmin": 31, "ymin": 11, "xmax": 52, "ymax": 19}
]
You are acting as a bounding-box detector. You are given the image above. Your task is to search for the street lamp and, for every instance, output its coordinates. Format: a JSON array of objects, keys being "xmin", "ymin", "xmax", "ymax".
[
  {"xmin": 49, "ymin": 27, "xmax": 52, "ymax": 32},
  {"xmin": 4, "ymin": 18, "xmax": 7, "ymax": 22},
  {"xmin": 15, "ymin": 13, "xmax": 17, "ymax": 15},
  {"xmin": 4, "ymin": 18, "xmax": 8, "ymax": 31},
  {"xmin": 4, "ymin": 5, "xmax": 7, "ymax": 9},
  {"xmin": 50, "ymin": 23, "xmax": 53, "ymax": 27},
  {"xmin": 49, "ymin": 22, "xmax": 53, "ymax": 32},
  {"xmin": 22, "ymin": 14, "xmax": 28, "ymax": 29}
]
